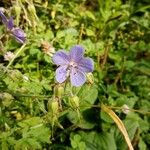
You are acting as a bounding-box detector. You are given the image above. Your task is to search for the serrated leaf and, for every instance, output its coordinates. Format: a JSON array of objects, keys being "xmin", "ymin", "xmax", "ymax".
[
  {"xmin": 67, "ymin": 109, "xmax": 95, "ymax": 129},
  {"xmin": 78, "ymin": 85, "xmax": 98, "ymax": 105},
  {"xmin": 70, "ymin": 131, "xmax": 117, "ymax": 150}
]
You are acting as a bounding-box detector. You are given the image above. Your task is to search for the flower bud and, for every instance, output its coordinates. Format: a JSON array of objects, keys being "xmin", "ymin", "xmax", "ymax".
[
  {"xmin": 23, "ymin": 75, "xmax": 29, "ymax": 82},
  {"xmin": 86, "ymin": 72, "xmax": 94, "ymax": 84},
  {"xmin": 8, "ymin": 70, "xmax": 22, "ymax": 81},
  {"xmin": 69, "ymin": 96, "xmax": 79, "ymax": 109},
  {"xmin": 28, "ymin": 4, "xmax": 36, "ymax": 14},
  {"xmin": 28, "ymin": 4, "xmax": 39, "ymax": 21},
  {"xmin": 5, "ymin": 123, "xmax": 10, "ymax": 131},
  {"xmin": 14, "ymin": 5, "xmax": 21, "ymax": 26},
  {"xmin": 51, "ymin": 10, "xmax": 56, "ymax": 19},
  {"xmin": 47, "ymin": 99, "xmax": 59, "ymax": 115},
  {"xmin": 10, "ymin": 111, "xmax": 22, "ymax": 120},
  {"xmin": 122, "ymin": 104, "xmax": 130, "ymax": 114},
  {"xmin": 55, "ymin": 86, "xmax": 64, "ymax": 98},
  {"xmin": 21, "ymin": 0, "xmax": 25, "ymax": 3},
  {"xmin": 1, "ymin": 92, "xmax": 13, "ymax": 107}
]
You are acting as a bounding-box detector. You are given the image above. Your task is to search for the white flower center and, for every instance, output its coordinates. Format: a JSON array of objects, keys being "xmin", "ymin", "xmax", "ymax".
[{"xmin": 69, "ymin": 61, "xmax": 77, "ymax": 68}]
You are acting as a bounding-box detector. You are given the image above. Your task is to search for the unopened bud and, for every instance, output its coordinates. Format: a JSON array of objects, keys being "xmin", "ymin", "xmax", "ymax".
[
  {"xmin": 56, "ymin": 86, "xmax": 64, "ymax": 98},
  {"xmin": 8, "ymin": 70, "xmax": 22, "ymax": 81},
  {"xmin": 1, "ymin": 92, "xmax": 13, "ymax": 107},
  {"xmin": 122, "ymin": 104, "xmax": 130, "ymax": 114},
  {"xmin": 23, "ymin": 75, "xmax": 29, "ymax": 82},
  {"xmin": 47, "ymin": 99, "xmax": 59, "ymax": 115},
  {"xmin": 69, "ymin": 96, "xmax": 79, "ymax": 109},
  {"xmin": 14, "ymin": 5, "xmax": 21, "ymax": 16},
  {"xmin": 15, "ymin": 112, "xmax": 22, "ymax": 120},
  {"xmin": 5, "ymin": 123, "xmax": 10, "ymax": 131},
  {"xmin": 21, "ymin": 0, "xmax": 25, "ymax": 3},
  {"xmin": 28, "ymin": 4, "xmax": 39, "ymax": 21},
  {"xmin": 87, "ymin": 73, "xmax": 94, "ymax": 84},
  {"xmin": 51, "ymin": 11, "xmax": 56, "ymax": 19},
  {"xmin": 14, "ymin": 5, "xmax": 21, "ymax": 26},
  {"xmin": 28, "ymin": 5, "xmax": 36, "ymax": 14},
  {"xmin": 10, "ymin": 111, "xmax": 22, "ymax": 120}
]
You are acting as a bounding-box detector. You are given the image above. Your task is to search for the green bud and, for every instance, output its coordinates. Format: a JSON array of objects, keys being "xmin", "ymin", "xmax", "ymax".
[
  {"xmin": 1, "ymin": 92, "xmax": 13, "ymax": 107},
  {"xmin": 69, "ymin": 96, "xmax": 79, "ymax": 109},
  {"xmin": 28, "ymin": 4, "xmax": 39, "ymax": 21},
  {"xmin": 14, "ymin": 5, "xmax": 21, "ymax": 26},
  {"xmin": 21, "ymin": 0, "xmax": 26, "ymax": 3},
  {"xmin": 14, "ymin": 5, "xmax": 21, "ymax": 14},
  {"xmin": 51, "ymin": 100, "xmax": 59, "ymax": 114},
  {"xmin": 10, "ymin": 111, "xmax": 22, "ymax": 120},
  {"xmin": 56, "ymin": 86, "xmax": 64, "ymax": 98},
  {"xmin": 47, "ymin": 99, "xmax": 59, "ymax": 115},
  {"xmin": 28, "ymin": 5, "xmax": 36, "ymax": 14},
  {"xmin": 8, "ymin": 70, "xmax": 22, "ymax": 81},
  {"xmin": 5, "ymin": 123, "xmax": 10, "ymax": 131},
  {"xmin": 51, "ymin": 10, "xmax": 56, "ymax": 19},
  {"xmin": 86, "ymin": 72, "xmax": 94, "ymax": 84}
]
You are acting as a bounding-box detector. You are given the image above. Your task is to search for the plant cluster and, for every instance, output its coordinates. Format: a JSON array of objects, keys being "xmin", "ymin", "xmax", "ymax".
[{"xmin": 0, "ymin": 0, "xmax": 150, "ymax": 149}]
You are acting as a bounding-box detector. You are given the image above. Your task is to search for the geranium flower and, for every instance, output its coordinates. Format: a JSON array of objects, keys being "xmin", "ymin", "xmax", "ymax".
[
  {"xmin": 0, "ymin": 11, "xmax": 26, "ymax": 43},
  {"xmin": 52, "ymin": 45, "xmax": 94, "ymax": 87}
]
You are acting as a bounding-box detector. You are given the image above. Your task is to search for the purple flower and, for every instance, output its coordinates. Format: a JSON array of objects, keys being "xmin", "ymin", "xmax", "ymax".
[
  {"xmin": 0, "ymin": 11, "xmax": 26, "ymax": 44},
  {"xmin": 52, "ymin": 45, "xmax": 94, "ymax": 87}
]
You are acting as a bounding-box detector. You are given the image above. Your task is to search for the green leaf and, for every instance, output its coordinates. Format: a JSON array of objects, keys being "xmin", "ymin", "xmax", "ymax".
[
  {"xmin": 138, "ymin": 138, "xmax": 147, "ymax": 150},
  {"xmin": 86, "ymin": 29, "xmax": 95, "ymax": 37},
  {"xmin": 70, "ymin": 131, "xmax": 117, "ymax": 150},
  {"xmin": 18, "ymin": 117, "xmax": 43, "ymax": 128},
  {"xmin": 67, "ymin": 109, "xmax": 96, "ymax": 129},
  {"xmin": 85, "ymin": 11, "xmax": 96, "ymax": 20},
  {"xmin": 78, "ymin": 85, "xmax": 98, "ymax": 105}
]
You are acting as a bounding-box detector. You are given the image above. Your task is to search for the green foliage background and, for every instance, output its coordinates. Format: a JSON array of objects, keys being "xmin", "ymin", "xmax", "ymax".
[{"xmin": 0, "ymin": 0, "xmax": 150, "ymax": 149}]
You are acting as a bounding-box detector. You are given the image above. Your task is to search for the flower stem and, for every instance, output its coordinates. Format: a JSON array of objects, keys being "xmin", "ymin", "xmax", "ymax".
[{"xmin": 4, "ymin": 43, "xmax": 26, "ymax": 72}]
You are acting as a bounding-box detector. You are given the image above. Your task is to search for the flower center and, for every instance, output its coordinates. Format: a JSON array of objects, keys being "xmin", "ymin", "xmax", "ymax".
[{"xmin": 69, "ymin": 61, "xmax": 77, "ymax": 68}]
